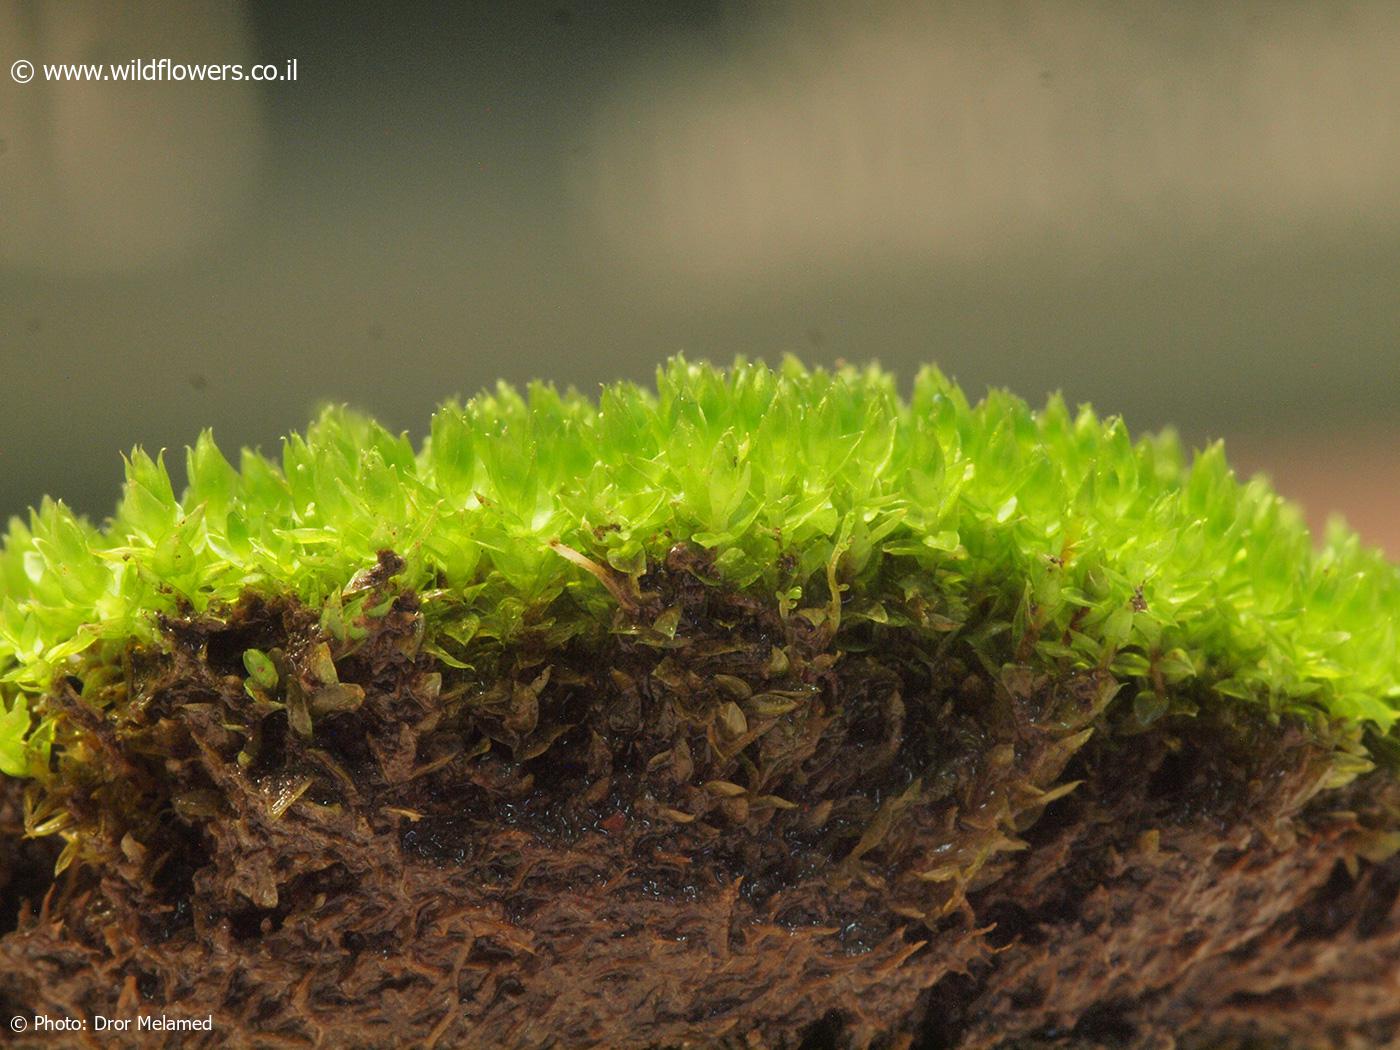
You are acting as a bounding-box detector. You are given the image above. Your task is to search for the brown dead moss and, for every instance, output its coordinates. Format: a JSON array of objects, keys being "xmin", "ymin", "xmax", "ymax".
[{"xmin": 1, "ymin": 548, "xmax": 1398, "ymax": 1049}]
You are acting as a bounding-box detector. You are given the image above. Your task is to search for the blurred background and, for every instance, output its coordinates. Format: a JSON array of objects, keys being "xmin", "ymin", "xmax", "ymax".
[{"xmin": 2, "ymin": 0, "xmax": 1397, "ymax": 552}]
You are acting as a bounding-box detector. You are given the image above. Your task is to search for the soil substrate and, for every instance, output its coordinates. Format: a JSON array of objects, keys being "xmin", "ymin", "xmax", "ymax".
[{"xmin": 2, "ymin": 549, "xmax": 1399, "ymax": 1049}]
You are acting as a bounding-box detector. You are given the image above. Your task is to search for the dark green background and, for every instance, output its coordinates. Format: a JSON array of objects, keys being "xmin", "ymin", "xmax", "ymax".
[{"xmin": 2, "ymin": 2, "xmax": 1396, "ymax": 529}]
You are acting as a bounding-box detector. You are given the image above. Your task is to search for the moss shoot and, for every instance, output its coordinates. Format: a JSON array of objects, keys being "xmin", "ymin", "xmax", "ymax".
[{"xmin": 1, "ymin": 356, "xmax": 1398, "ymax": 1048}]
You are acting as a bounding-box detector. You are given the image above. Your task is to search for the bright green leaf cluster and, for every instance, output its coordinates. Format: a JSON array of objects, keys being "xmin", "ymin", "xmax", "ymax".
[{"xmin": 2, "ymin": 356, "xmax": 1398, "ymax": 777}]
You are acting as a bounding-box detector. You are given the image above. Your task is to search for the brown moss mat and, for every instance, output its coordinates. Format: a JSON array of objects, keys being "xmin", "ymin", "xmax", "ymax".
[{"xmin": 1, "ymin": 551, "xmax": 1398, "ymax": 1048}]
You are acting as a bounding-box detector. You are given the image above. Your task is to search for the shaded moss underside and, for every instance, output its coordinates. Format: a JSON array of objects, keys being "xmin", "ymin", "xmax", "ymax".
[{"xmin": 2, "ymin": 552, "xmax": 1399, "ymax": 1049}]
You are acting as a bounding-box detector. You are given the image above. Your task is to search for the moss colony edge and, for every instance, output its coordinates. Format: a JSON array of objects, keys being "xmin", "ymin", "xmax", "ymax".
[{"xmin": 1, "ymin": 357, "xmax": 1398, "ymax": 1048}]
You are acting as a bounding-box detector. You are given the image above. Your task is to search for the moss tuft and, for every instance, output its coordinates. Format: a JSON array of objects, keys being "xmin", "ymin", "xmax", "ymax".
[{"xmin": 2, "ymin": 355, "xmax": 1398, "ymax": 780}]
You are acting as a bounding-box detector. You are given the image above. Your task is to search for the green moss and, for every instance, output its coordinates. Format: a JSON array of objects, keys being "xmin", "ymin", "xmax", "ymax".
[{"xmin": 2, "ymin": 355, "xmax": 1398, "ymax": 779}]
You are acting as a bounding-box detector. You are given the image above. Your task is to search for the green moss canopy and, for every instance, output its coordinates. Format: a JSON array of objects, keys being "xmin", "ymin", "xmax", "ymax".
[{"xmin": 2, "ymin": 356, "xmax": 1398, "ymax": 777}]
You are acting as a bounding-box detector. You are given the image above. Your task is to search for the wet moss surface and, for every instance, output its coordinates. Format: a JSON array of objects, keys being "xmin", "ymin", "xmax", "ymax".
[{"xmin": 2, "ymin": 548, "xmax": 1398, "ymax": 1048}]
